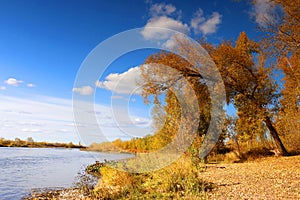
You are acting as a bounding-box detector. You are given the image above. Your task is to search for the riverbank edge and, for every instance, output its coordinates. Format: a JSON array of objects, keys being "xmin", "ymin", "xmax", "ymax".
[
  {"xmin": 23, "ymin": 155, "xmax": 300, "ymax": 199},
  {"xmin": 22, "ymin": 187, "xmax": 88, "ymax": 200},
  {"xmin": 22, "ymin": 154, "xmax": 135, "ymax": 200}
]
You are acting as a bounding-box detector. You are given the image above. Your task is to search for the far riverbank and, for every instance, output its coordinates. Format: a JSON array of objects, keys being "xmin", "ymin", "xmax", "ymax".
[{"xmin": 0, "ymin": 138, "xmax": 85, "ymax": 149}]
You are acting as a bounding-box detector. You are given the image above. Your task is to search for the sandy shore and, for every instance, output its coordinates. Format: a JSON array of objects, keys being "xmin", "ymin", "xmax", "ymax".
[
  {"xmin": 199, "ymin": 155, "xmax": 300, "ymax": 199},
  {"xmin": 23, "ymin": 188, "xmax": 91, "ymax": 200}
]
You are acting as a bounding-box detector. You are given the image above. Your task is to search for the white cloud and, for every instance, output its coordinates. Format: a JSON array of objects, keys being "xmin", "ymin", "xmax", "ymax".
[
  {"xmin": 141, "ymin": 16, "xmax": 190, "ymax": 40},
  {"xmin": 162, "ymin": 33, "xmax": 186, "ymax": 49},
  {"xmin": 191, "ymin": 9, "xmax": 222, "ymax": 35},
  {"xmin": 141, "ymin": 3, "xmax": 189, "ymax": 41},
  {"xmin": 252, "ymin": 0, "xmax": 276, "ymax": 27},
  {"xmin": 132, "ymin": 117, "xmax": 150, "ymax": 126},
  {"xmin": 142, "ymin": 4, "xmax": 222, "ymax": 40},
  {"xmin": 0, "ymin": 95, "xmax": 78, "ymax": 143},
  {"xmin": 59, "ymin": 129, "xmax": 68, "ymax": 132},
  {"xmin": 150, "ymin": 3, "xmax": 176, "ymax": 17},
  {"xmin": 27, "ymin": 83, "xmax": 35, "ymax": 88},
  {"xmin": 111, "ymin": 95, "xmax": 125, "ymax": 100},
  {"xmin": 72, "ymin": 86, "xmax": 94, "ymax": 95},
  {"xmin": 0, "ymin": 94, "xmax": 152, "ymax": 144},
  {"xmin": 21, "ymin": 128, "xmax": 40, "ymax": 133},
  {"xmin": 199, "ymin": 12, "xmax": 222, "ymax": 35},
  {"xmin": 5, "ymin": 78, "xmax": 23, "ymax": 86},
  {"xmin": 96, "ymin": 66, "xmax": 142, "ymax": 95},
  {"xmin": 0, "ymin": 86, "xmax": 6, "ymax": 90},
  {"xmin": 190, "ymin": 9, "xmax": 205, "ymax": 33}
]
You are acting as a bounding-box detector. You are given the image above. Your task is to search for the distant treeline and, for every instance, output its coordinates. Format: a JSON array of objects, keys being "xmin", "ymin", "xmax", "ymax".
[
  {"xmin": 86, "ymin": 134, "xmax": 173, "ymax": 154},
  {"xmin": 0, "ymin": 137, "xmax": 85, "ymax": 149},
  {"xmin": 86, "ymin": 138, "xmax": 152, "ymax": 154}
]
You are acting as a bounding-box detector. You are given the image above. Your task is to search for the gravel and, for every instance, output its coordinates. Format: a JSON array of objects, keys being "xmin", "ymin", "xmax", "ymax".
[{"xmin": 199, "ymin": 155, "xmax": 300, "ymax": 199}]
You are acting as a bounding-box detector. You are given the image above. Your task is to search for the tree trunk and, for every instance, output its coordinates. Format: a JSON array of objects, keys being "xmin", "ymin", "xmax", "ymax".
[
  {"xmin": 264, "ymin": 116, "xmax": 289, "ymax": 156},
  {"xmin": 234, "ymin": 136, "xmax": 244, "ymax": 159}
]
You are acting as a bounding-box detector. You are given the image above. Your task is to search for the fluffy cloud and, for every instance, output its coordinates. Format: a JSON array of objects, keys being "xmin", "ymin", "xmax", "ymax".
[
  {"xmin": 142, "ymin": 3, "xmax": 222, "ymax": 41},
  {"xmin": 162, "ymin": 33, "xmax": 185, "ymax": 49},
  {"xmin": 141, "ymin": 16, "xmax": 190, "ymax": 40},
  {"xmin": 252, "ymin": 0, "xmax": 276, "ymax": 27},
  {"xmin": 149, "ymin": 3, "xmax": 176, "ymax": 17},
  {"xmin": 199, "ymin": 12, "xmax": 222, "ymax": 35},
  {"xmin": 72, "ymin": 86, "xmax": 94, "ymax": 95},
  {"xmin": 191, "ymin": 9, "xmax": 222, "ymax": 35},
  {"xmin": 0, "ymin": 94, "xmax": 152, "ymax": 144},
  {"xmin": 132, "ymin": 117, "xmax": 150, "ymax": 126},
  {"xmin": 0, "ymin": 86, "xmax": 6, "ymax": 90},
  {"xmin": 141, "ymin": 3, "xmax": 189, "ymax": 41},
  {"xmin": 5, "ymin": 78, "xmax": 23, "ymax": 86},
  {"xmin": 95, "ymin": 66, "xmax": 142, "ymax": 95},
  {"xmin": 190, "ymin": 9, "xmax": 205, "ymax": 31},
  {"xmin": 27, "ymin": 83, "xmax": 35, "ymax": 88}
]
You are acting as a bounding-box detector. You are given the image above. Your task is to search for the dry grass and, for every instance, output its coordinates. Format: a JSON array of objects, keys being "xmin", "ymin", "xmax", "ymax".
[{"xmin": 92, "ymin": 155, "xmax": 211, "ymax": 199}]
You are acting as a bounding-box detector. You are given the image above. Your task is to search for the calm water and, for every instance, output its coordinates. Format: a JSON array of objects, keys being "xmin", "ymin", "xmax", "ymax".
[{"xmin": 0, "ymin": 147, "xmax": 132, "ymax": 200}]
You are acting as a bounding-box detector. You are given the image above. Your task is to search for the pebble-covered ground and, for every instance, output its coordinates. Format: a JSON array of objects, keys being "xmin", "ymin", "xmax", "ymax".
[
  {"xmin": 199, "ymin": 155, "xmax": 300, "ymax": 199},
  {"xmin": 23, "ymin": 188, "xmax": 91, "ymax": 200},
  {"xmin": 24, "ymin": 155, "xmax": 300, "ymax": 200}
]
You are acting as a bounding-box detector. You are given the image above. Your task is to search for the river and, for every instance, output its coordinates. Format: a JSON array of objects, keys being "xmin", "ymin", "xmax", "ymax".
[{"xmin": 0, "ymin": 147, "xmax": 132, "ymax": 200}]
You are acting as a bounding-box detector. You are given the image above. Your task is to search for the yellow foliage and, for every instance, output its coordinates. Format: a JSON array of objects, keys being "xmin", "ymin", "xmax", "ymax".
[{"xmin": 93, "ymin": 155, "xmax": 210, "ymax": 199}]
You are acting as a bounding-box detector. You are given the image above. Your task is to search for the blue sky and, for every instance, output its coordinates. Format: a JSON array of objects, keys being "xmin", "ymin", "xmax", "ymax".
[{"xmin": 0, "ymin": 0, "xmax": 275, "ymax": 145}]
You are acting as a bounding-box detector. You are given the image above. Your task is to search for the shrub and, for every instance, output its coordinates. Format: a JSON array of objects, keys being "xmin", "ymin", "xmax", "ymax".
[{"xmin": 91, "ymin": 155, "xmax": 213, "ymax": 199}]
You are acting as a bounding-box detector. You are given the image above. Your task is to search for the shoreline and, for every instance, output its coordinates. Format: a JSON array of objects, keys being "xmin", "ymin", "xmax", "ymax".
[
  {"xmin": 23, "ymin": 187, "xmax": 89, "ymax": 200},
  {"xmin": 0, "ymin": 147, "xmax": 136, "ymax": 200},
  {"xmin": 23, "ymin": 153, "xmax": 135, "ymax": 200},
  {"xmin": 23, "ymin": 155, "xmax": 300, "ymax": 199}
]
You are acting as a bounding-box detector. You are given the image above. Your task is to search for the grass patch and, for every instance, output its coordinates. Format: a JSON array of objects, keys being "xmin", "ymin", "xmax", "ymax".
[{"xmin": 85, "ymin": 155, "xmax": 213, "ymax": 199}]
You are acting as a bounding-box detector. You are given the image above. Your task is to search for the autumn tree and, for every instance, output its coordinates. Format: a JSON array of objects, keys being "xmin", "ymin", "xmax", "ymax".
[
  {"xmin": 139, "ymin": 50, "xmax": 214, "ymax": 162},
  {"xmin": 150, "ymin": 90, "xmax": 182, "ymax": 150},
  {"xmin": 276, "ymin": 53, "xmax": 300, "ymax": 150},
  {"xmin": 210, "ymin": 31, "xmax": 288, "ymax": 155},
  {"xmin": 257, "ymin": 0, "xmax": 300, "ymax": 151},
  {"xmin": 257, "ymin": 0, "xmax": 300, "ymax": 55},
  {"xmin": 140, "ymin": 31, "xmax": 290, "ymax": 158}
]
